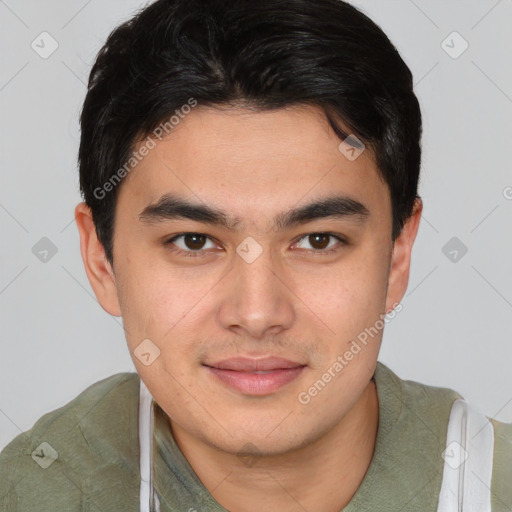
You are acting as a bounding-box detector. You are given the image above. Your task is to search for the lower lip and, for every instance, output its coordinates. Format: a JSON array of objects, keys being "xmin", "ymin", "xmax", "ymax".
[{"xmin": 205, "ymin": 366, "xmax": 305, "ymax": 395}]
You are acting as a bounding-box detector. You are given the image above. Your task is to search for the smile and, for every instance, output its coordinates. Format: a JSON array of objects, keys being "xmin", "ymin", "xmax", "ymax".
[{"xmin": 203, "ymin": 356, "xmax": 306, "ymax": 395}]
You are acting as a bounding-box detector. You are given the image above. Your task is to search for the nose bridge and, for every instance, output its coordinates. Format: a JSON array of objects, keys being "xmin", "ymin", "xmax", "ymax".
[
  {"xmin": 235, "ymin": 238, "xmax": 283, "ymax": 308},
  {"xmin": 237, "ymin": 242, "xmax": 276, "ymax": 297},
  {"xmin": 218, "ymin": 237, "xmax": 294, "ymax": 336}
]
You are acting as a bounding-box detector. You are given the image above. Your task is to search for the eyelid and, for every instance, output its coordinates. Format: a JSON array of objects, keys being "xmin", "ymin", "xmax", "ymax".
[
  {"xmin": 292, "ymin": 232, "xmax": 348, "ymax": 252},
  {"xmin": 164, "ymin": 231, "xmax": 349, "ymax": 257},
  {"xmin": 164, "ymin": 233, "xmax": 220, "ymax": 256}
]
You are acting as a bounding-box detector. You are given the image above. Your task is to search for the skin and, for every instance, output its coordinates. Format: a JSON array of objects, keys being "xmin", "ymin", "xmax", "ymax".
[{"xmin": 75, "ymin": 103, "xmax": 422, "ymax": 512}]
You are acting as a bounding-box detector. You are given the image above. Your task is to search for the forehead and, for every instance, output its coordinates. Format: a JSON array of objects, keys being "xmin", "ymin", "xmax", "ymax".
[{"xmin": 116, "ymin": 104, "xmax": 388, "ymax": 228}]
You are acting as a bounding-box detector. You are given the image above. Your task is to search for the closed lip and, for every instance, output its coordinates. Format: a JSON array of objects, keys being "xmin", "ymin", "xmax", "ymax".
[{"xmin": 203, "ymin": 356, "xmax": 305, "ymax": 372}]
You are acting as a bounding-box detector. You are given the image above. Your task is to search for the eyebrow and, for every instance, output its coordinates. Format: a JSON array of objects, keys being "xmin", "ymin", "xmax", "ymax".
[{"xmin": 138, "ymin": 193, "xmax": 370, "ymax": 231}]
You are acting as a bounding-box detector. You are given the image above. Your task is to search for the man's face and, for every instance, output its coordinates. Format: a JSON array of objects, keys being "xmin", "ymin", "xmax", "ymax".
[{"xmin": 95, "ymin": 104, "xmax": 403, "ymax": 455}]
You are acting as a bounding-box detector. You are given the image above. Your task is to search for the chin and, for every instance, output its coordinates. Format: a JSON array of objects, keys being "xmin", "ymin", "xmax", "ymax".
[{"xmin": 201, "ymin": 419, "xmax": 324, "ymax": 459}]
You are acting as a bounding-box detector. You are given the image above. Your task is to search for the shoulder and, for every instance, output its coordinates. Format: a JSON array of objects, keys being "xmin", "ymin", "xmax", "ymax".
[
  {"xmin": 374, "ymin": 361, "xmax": 463, "ymax": 428},
  {"xmin": 489, "ymin": 417, "xmax": 512, "ymax": 510},
  {"xmin": 375, "ymin": 362, "xmax": 512, "ymax": 509},
  {"xmin": 0, "ymin": 372, "xmax": 141, "ymax": 512}
]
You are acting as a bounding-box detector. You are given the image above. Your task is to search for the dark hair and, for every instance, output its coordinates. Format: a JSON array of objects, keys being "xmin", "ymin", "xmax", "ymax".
[{"xmin": 78, "ymin": 0, "xmax": 422, "ymax": 267}]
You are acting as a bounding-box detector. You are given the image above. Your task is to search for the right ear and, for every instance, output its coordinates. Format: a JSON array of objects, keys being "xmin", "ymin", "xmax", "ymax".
[{"xmin": 74, "ymin": 202, "xmax": 122, "ymax": 317}]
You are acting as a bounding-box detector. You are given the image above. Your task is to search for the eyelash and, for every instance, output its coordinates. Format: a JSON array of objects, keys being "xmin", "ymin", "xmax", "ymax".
[{"xmin": 163, "ymin": 232, "xmax": 348, "ymax": 258}]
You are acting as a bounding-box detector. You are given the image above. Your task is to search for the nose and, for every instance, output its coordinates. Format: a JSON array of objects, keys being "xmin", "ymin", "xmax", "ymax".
[{"xmin": 217, "ymin": 241, "xmax": 295, "ymax": 340}]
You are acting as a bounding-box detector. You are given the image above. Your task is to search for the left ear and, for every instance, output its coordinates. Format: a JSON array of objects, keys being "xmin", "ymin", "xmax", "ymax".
[{"xmin": 385, "ymin": 197, "xmax": 423, "ymax": 312}]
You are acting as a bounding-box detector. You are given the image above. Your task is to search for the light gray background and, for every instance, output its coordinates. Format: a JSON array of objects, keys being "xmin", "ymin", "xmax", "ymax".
[{"xmin": 1, "ymin": 0, "xmax": 511, "ymax": 451}]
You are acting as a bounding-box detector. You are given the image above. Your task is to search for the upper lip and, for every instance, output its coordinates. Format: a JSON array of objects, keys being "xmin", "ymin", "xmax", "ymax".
[{"xmin": 205, "ymin": 357, "xmax": 305, "ymax": 372}]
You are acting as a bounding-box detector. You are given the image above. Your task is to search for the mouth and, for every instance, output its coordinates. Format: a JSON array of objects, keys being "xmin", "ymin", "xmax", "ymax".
[{"xmin": 203, "ymin": 356, "xmax": 306, "ymax": 396}]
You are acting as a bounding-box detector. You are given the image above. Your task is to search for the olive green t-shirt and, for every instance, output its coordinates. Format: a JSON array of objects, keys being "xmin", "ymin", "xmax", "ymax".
[{"xmin": 1, "ymin": 361, "xmax": 511, "ymax": 511}]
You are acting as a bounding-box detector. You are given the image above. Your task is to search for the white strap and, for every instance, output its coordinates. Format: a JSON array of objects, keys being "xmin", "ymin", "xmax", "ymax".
[
  {"xmin": 437, "ymin": 398, "xmax": 495, "ymax": 512},
  {"xmin": 139, "ymin": 380, "xmax": 153, "ymax": 512},
  {"xmin": 139, "ymin": 380, "xmax": 161, "ymax": 512}
]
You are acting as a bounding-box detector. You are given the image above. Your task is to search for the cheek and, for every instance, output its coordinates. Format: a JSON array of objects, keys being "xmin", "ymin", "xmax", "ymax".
[
  {"xmin": 114, "ymin": 255, "xmax": 169, "ymax": 349},
  {"xmin": 116, "ymin": 253, "xmax": 220, "ymax": 349},
  {"xmin": 299, "ymin": 249, "xmax": 389, "ymax": 342}
]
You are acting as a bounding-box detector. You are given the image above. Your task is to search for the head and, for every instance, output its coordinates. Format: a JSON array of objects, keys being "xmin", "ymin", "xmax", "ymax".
[{"xmin": 75, "ymin": 0, "xmax": 422, "ymax": 457}]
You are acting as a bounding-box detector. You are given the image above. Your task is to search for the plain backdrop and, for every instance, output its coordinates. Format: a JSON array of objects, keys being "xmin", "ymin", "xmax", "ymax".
[{"xmin": 1, "ymin": 0, "xmax": 511, "ymax": 451}]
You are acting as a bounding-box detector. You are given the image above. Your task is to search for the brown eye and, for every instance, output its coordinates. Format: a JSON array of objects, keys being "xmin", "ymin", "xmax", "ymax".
[
  {"xmin": 182, "ymin": 234, "xmax": 207, "ymax": 250},
  {"xmin": 164, "ymin": 233, "xmax": 218, "ymax": 257},
  {"xmin": 308, "ymin": 234, "xmax": 331, "ymax": 250},
  {"xmin": 294, "ymin": 233, "xmax": 347, "ymax": 254}
]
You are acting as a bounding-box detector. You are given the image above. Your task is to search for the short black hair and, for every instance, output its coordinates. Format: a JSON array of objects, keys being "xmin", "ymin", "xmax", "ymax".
[{"xmin": 78, "ymin": 0, "xmax": 422, "ymax": 267}]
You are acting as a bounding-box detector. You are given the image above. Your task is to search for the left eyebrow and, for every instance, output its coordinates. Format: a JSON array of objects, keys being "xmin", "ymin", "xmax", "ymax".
[{"xmin": 138, "ymin": 192, "xmax": 370, "ymax": 231}]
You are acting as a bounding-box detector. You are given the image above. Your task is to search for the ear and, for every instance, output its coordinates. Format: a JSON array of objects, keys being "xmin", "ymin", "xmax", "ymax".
[
  {"xmin": 385, "ymin": 197, "xmax": 423, "ymax": 313},
  {"xmin": 74, "ymin": 202, "xmax": 122, "ymax": 317}
]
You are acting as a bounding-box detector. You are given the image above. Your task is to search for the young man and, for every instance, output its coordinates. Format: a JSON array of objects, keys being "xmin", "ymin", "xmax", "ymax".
[{"xmin": 1, "ymin": 0, "xmax": 510, "ymax": 510}]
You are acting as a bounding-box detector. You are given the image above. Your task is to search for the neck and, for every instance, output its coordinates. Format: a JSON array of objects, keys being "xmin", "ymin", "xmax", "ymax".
[{"xmin": 170, "ymin": 380, "xmax": 379, "ymax": 512}]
